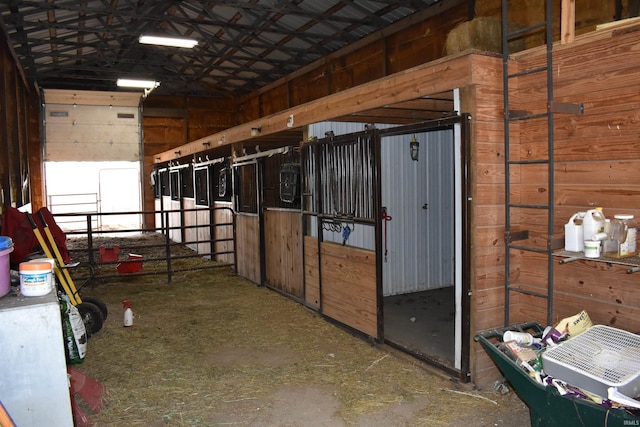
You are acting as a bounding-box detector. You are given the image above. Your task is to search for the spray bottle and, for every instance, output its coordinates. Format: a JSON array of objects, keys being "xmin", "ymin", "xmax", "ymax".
[{"xmin": 122, "ymin": 300, "xmax": 133, "ymax": 327}]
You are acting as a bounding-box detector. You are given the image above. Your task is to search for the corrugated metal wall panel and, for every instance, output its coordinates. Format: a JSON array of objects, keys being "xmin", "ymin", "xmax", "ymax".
[
  {"xmin": 307, "ymin": 121, "xmax": 455, "ymax": 296},
  {"xmin": 381, "ymin": 130, "xmax": 454, "ymax": 296}
]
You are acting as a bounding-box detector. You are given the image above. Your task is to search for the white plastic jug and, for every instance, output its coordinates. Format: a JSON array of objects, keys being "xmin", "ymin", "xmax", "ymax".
[
  {"xmin": 564, "ymin": 212, "xmax": 585, "ymax": 252},
  {"xmin": 582, "ymin": 209, "xmax": 606, "ymax": 243}
]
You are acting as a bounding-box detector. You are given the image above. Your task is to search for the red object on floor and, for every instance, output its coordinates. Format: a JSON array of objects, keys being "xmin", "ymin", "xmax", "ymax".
[
  {"xmin": 68, "ymin": 366, "xmax": 108, "ymax": 412},
  {"xmin": 117, "ymin": 253, "xmax": 143, "ymax": 274},
  {"xmin": 99, "ymin": 245, "xmax": 120, "ymax": 263}
]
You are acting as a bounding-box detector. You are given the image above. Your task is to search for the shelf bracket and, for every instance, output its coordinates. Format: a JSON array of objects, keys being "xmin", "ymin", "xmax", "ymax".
[
  {"xmin": 507, "ymin": 109, "xmax": 531, "ymax": 119},
  {"xmin": 505, "ymin": 229, "xmax": 529, "ymax": 243},
  {"xmin": 549, "ymin": 101, "xmax": 584, "ymax": 115}
]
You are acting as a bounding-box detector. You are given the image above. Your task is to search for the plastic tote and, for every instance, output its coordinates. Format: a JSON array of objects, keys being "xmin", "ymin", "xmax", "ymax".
[{"xmin": 0, "ymin": 236, "xmax": 14, "ymax": 297}]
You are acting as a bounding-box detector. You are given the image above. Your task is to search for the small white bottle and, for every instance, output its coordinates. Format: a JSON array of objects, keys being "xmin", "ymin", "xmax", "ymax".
[{"xmin": 123, "ymin": 300, "xmax": 133, "ymax": 327}]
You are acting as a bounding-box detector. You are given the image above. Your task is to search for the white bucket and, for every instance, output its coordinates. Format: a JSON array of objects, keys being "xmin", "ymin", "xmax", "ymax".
[
  {"xmin": 19, "ymin": 261, "xmax": 53, "ymax": 297},
  {"xmin": 564, "ymin": 213, "xmax": 584, "ymax": 252}
]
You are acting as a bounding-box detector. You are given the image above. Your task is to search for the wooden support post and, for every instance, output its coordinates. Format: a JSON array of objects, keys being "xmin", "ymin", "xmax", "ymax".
[{"xmin": 561, "ymin": 0, "xmax": 576, "ymax": 44}]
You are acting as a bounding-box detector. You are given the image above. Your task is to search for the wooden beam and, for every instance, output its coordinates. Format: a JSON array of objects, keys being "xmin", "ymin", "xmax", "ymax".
[
  {"xmin": 561, "ymin": 0, "xmax": 576, "ymax": 44},
  {"xmin": 154, "ymin": 51, "xmax": 489, "ymax": 163}
]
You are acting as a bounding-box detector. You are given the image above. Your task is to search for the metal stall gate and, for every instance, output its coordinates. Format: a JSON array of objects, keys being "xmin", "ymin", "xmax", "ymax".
[{"xmin": 302, "ymin": 128, "xmax": 382, "ymax": 339}]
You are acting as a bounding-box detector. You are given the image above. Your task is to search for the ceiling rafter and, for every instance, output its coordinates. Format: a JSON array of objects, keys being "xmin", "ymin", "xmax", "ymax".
[{"xmin": 0, "ymin": 0, "xmax": 442, "ymax": 97}]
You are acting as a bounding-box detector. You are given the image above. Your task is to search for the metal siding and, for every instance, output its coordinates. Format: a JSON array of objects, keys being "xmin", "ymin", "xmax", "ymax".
[
  {"xmin": 307, "ymin": 121, "xmax": 455, "ymax": 296},
  {"xmin": 381, "ymin": 130, "xmax": 455, "ymax": 296}
]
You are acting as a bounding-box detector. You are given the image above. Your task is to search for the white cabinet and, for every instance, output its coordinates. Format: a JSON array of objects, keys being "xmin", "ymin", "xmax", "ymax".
[{"xmin": 0, "ymin": 291, "xmax": 73, "ymax": 426}]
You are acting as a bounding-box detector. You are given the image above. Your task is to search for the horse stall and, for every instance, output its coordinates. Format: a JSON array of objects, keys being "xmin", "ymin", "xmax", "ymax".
[
  {"xmin": 304, "ymin": 118, "xmax": 469, "ymax": 375},
  {"xmin": 154, "ymin": 157, "xmax": 236, "ymax": 265},
  {"xmin": 152, "ymin": 17, "xmax": 640, "ymax": 388},
  {"xmin": 232, "ymin": 147, "xmax": 303, "ymax": 297}
]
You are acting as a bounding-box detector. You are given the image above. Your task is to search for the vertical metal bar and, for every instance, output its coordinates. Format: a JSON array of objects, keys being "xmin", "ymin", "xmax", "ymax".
[
  {"xmin": 373, "ymin": 129, "xmax": 384, "ymax": 340},
  {"xmin": 86, "ymin": 214, "xmax": 94, "ymax": 267},
  {"xmin": 209, "ymin": 206, "xmax": 215, "ymax": 261},
  {"xmin": 545, "ymin": 0, "xmax": 555, "ymax": 327},
  {"xmin": 314, "ymin": 143, "xmax": 324, "ymax": 313},
  {"xmin": 258, "ymin": 159, "xmax": 266, "ymax": 286},
  {"xmin": 231, "ymin": 208, "xmax": 237, "ymax": 274},
  {"xmin": 502, "ymin": 0, "xmax": 511, "ymax": 327},
  {"xmin": 460, "ymin": 113, "xmax": 472, "ymax": 381},
  {"xmin": 165, "ymin": 210, "xmax": 172, "ymax": 283}
]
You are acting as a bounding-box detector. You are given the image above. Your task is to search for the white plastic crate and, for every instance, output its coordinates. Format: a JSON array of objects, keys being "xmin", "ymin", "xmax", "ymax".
[{"xmin": 542, "ymin": 325, "xmax": 640, "ymax": 399}]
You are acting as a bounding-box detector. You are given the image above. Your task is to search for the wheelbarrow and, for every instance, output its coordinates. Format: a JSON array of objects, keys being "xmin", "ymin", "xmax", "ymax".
[{"xmin": 475, "ymin": 322, "xmax": 640, "ymax": 427}]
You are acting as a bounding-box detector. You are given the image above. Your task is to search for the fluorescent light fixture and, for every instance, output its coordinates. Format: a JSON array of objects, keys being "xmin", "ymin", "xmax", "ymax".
[
  {"xmin": 139, "ymin": 35, "xmax": 198, "ymax": 48},
  {"xmin": 117, "ymin": 78, "xmax": 160, "ymax": 89}
]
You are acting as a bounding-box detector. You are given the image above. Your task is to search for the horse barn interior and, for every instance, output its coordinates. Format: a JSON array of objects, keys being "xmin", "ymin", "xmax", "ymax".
[{"xmin": 1, "ymin": 0, "xmax": 640, "ymax": 420}]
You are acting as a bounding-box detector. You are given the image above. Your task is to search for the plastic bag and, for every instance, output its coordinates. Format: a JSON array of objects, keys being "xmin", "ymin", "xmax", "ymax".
[{"xmin": 60, "ymin": 295, "xmax": 87, "ymax": 364}]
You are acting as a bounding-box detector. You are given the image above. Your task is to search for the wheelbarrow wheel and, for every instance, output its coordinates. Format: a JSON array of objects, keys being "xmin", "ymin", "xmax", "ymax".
[
  {"xmin": 77, "ymin": 302, "xmax": 104, "ymax": 337},
  {"xmin": 82, "ymin": 296, "xmax": 108, "ymax": 320}
]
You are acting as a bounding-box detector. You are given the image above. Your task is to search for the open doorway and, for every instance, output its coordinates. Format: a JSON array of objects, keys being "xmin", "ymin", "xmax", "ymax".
[
  {"xmin": 380, "ymin": 117, "xmax": 466, "ymax": 375},
  {"xmin": 44, "ymin": 161, "xmax": 142, "ymax": 232}
]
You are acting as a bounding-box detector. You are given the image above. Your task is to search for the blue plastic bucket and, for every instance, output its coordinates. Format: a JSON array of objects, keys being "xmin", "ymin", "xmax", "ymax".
[{"xmin": 0, "ymin": 236, "xmax": 14, "ymax": 297}]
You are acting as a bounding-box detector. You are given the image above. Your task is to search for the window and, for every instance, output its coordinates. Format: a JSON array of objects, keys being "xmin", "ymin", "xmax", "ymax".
[
  {"xmin": 262, "ymin": 151, "xmax": 301, "ymax": 209},
  {"xmin": 181, "ymin": 165, "xmax": 194, "ymax": 199},
  {"xmin": 169, "ymin": 170, "xmax": 180, "ymax": 200},
  {"xmin": 160, "ymin": 169, "xmax": 169, "ymax": 196},
  {"xmin": 235, "ymin": 163, "xmax": 257, "ymax": 213},
  {"xmin": 212, "ymin": 161, "xmax": 233, "ymax": 202},
  {"xmin": 194, "ymin": 167, "xmax": 209, "ymax": 206}
]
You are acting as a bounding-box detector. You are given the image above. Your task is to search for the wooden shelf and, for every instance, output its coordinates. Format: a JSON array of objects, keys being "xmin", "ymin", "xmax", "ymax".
[{"xmin": 553, "ymin": 250, "xmax": 640, "ymax": 273}]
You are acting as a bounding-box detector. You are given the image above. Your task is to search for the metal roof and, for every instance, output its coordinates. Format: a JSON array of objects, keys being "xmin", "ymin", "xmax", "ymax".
[{"xmin": 0, "ymin": 0, "xmax": 443, "ymax": 98}]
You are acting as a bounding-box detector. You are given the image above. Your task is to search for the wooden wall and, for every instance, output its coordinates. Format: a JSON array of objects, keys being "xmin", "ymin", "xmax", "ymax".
[
  {"xmin": 304, "ymin": 236, "xmax": 320, "ymax": 309},
  {"xmin": 264, "ymin": 210, "xmax": 303, "ymax": 298},
  {"xmin": 235, "ymin": 214, "xmax": 261, "ymax": 284},
  {"xmin": 302, "ymin": 236, "xmax": 377, "ymax": 337},
  {"xmin": 236, "ymin": 5, "xmax": 469, "ymax": 123},
  {"xmin": 320, "ymin": 242, "xmax": 378, "ymax": 338},
  {"xmin": 0, "ymin": 32, "xmax": 40, "ymax": 213},
  {"xmin": 471, "ymin": 20, "xmax": 640, "ymax": 388},
  {"xmin": 514, "ymin": 22, "xmax": 640, "ymax": 326},
  {"xmin": 461, "ymin": 54, "xmax": 510, "ymax": 387},
  {"xmin": 141, "ymin": 95, "xmax": 236, "ymax": 229},
  {"xmin": 212, "ymin": 202, "xmax": 234, "ymax": 265}
]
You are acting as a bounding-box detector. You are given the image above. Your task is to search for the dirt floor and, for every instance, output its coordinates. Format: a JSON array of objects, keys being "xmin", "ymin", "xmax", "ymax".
[{"xmin": 68, "ymin": 236, "xmax": 531, "ymax": 426}]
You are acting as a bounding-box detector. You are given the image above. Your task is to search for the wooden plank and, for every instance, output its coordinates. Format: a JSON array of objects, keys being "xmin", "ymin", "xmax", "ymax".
[
  {"xmin": 195, "ymin": 208, "xmax": 211, "ymax": 258},
  {"xmin": 155, "ymin": 52, "xmax": 480, "ymax": 162},
  {"xmin": 320, "ymin": 242, "xmax": 377, "ymax": 338},
  {"xmin": 236, "ymin": 214, "xmax": 260, "ymax": 284},
  {"xmin": 264, "ymin": 210, "xmax": 303, "ymax": 298},
  {"xmin": 213, "ymin": 203, "xmax": 234, "ymax": 264},
  {"xmin": 555, "ymin": 160, "xmax": 640, "ymax": 185},
  {"xmin": 561, "ymin": 0, "xmax": 576, "ymax": 44},
  {"xmin": 183, "ymin": 199, "xmax": 198, "ymax": 252},
  {"xmin": 304, "ymin": 236, "xmax": 320, "ymax": 309}
]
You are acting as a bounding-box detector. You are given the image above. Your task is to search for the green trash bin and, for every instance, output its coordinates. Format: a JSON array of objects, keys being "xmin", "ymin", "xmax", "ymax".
[{"xmin": 475, "ymin": 322, "xmax": 640, "ymax": 427}]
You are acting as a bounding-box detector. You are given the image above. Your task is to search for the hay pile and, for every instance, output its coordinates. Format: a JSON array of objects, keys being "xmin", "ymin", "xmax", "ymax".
[
  {"xmin": 445, "ymin": 17, "xmax": 526, "ymax": 55},
  {"xmin": 70, "ymin": 235, "xmax": 529, "ymax": 426}
]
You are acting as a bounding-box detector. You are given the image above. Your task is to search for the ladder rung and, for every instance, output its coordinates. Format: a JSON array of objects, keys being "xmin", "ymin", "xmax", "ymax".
[
  {"xmin": 507, "ymin": 286, "xmax": 549, "ymax": 299},
  {"xmin": 508, "ymin": 159, "xmax": 550, "ymax": 165},
  {"xmin": 506, "ymin": 22, "xmax": 547, "ymax": 40},
  {"xmin": 508, "ymin": 66, "xmax": 548, "ymax": 79}
]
